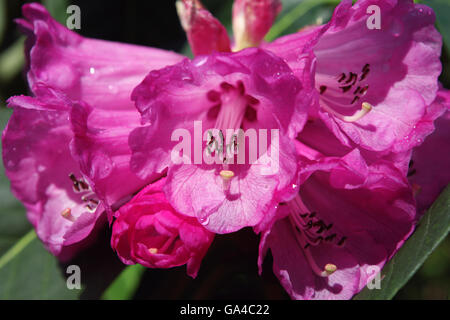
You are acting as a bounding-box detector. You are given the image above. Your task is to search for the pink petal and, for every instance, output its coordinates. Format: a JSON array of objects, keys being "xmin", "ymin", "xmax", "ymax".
[
  {"xmin": 19, "ymin": 3, "xmax": 183, "ymax": 109},
  {"xmin": 408, "ymin": 90, "xmax": 450, "ymax": 213}
]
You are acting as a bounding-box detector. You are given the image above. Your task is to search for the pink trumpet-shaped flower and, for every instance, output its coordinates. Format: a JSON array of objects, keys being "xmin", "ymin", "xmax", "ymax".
[
  {"xmin": 265, "ymin": 0, "xmax": 442, "ymax": 155},
  {"xmin": 258, "ymin": 117, "xmax": 418, "ymax": 299},
  {"xmin": 2, "ymin": 3, "xmax": 183, "ymax": 259},
  {"xmin": 129, "ymin": 47, "xmax": 314, "ymax": 234},
  {"xmin": 3, "ymin": 85, "xmax": 105, "ymax": 261},
  {"xmin": 111, "ymin": 178, "xmax": 214, "ymax": 278}
]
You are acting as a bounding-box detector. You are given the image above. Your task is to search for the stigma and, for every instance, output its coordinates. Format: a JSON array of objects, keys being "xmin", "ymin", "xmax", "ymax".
[{"xmin": 220, "ymin": 169, "xmax": 235, "ymax": 191}]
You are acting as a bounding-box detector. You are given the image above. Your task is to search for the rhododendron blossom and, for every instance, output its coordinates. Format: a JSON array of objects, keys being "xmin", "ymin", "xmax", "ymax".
[
  {"xmin": 129, "ymin": 48, "xmax": 311, "ymax": 233},
  {"xmin": 1, "ymin": 0, "xmax": 448, "ymax": 300},
  {"xmin": 2, "ymin": 3, "xmax": 183, "ymax": 259},
  {"xmin": 264, "ymin": 0, "xmax": 443, "ymax": 156}
]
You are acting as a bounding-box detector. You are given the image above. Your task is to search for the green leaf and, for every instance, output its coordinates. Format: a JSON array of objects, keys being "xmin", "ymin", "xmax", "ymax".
[
  {"xmin": 0, "ymin": 108, "xmax": 31, "ymax": 257},
  {"xmin": 101, "ymin": 264, "xmax": 146, "ymax": 300},
  {"xmin": 0, "ymin": 0, "xmax": 6, "ymax": 45},
  {"xmin": 0, "ymin": 230, "xmax": 80, "ymax": 299},
  {"xmin": 266, "ymin": 0, "xmax": 340, "ymax": 41},
  {"xmin": 425, "ymin": 0, "xmax": 450, "ymax": 71},
  {"xmin": 354, "ymin": 184, "xmax": 450, "ymax": 300},
  {"xmin": 0, "ymin": 37, "xmax": 25, "ymax": 84},
  {"xmin": 42, "ymin": 0, "xmax": 70, "ymax": 25}
]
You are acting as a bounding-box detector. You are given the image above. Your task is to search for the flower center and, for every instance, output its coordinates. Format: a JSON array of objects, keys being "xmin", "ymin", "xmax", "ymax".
[
  {"xmin": 61, "ymin": 173, "xmax": 100, "ymax": 221},
  {"xmin": 286, "ymin": 194, "xmax": 347, "ymax": 277},
  {"xmin": 148, "ymin": 235, "xmax": 179, "ymax": 255},
  {"xmin": 206, "ymin": 80, "xmax": 259, "ymax": 190},
  {"xmin": 317, "ymin": 63, "xmax": 373, "ymax": 122}
]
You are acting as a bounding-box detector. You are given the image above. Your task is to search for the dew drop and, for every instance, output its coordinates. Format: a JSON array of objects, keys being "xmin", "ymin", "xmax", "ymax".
[
  {"xmin": 89, "ymin": 67, "xmax": 95, "ymax": 75},
  {"xmin": 292, "ymin": 184, "xmax": 298, "ymax": 189},
  {"xmin": 199, "ymin": 217, "xmax": 210, "ymax": 226},
  {"xmin": 108, "ymin": 85, "xmax": 118, "ymax": 94}
]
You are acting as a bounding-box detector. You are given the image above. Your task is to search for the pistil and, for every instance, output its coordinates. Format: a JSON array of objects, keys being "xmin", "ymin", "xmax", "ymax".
[{"xmin": 321, "ymin": 102, "xmax": 373, "ymax": 123}]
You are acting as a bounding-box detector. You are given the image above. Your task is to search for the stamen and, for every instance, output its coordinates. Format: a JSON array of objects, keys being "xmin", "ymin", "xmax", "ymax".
[
  {"xmin": 220, "ymin": 170, "xmax": 234, "ymax": 191},
  {"xmin": 321, "ymin": 102, "xmax": 372, "ymax": 122},
  {"xmin": 287, "ymin": 195, "xmax": 343, "ymax": 278},
  {"xmin": 61, "ymin": 208, "xmax": 75, "ymax": 222},
  {"xmin": 290, "ymin": 215, "xmax": 338, "ymax": 278},
  {"xmin": 324, "ymin": 263, "xmax": 337, "ymax": 275}
]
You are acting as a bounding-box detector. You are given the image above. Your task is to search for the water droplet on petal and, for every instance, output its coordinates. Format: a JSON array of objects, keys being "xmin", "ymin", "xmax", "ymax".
[
  {"xmin": 89, "ymin": 67, "xmax": 95, "ymax": 75},
  {"xmin": 199, "ymin": 217, "xmax": 210, "ymax": 226},
  {"xmin": 292, "ymin": 184, "xmax": 298, "ymax": 189},
  {"xmin": 108, "ymin": 85, "xmax": 118, "ymax": 94}
]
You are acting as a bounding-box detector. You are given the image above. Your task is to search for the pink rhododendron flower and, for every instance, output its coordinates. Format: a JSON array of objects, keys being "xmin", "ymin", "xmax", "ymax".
[
  {"xmin": 265, "ymin": 0, "xmax": 442, "ymax": 156},
  {"xmin": 129, "ymin": 47, "xmax": 313, "ymax": 233},
  {"xmin": 2, "ymin": 3, "xmax": 183, "ymax": 259},
  {"xmin": 253, "ymin": 0, "xmax": 446, "ymax": 299},
  {"xmin": 126, "ymin": 0, "xmax": 314, "ymax": 234},
  {"xmin": 258, "ymin": 117, "xmax": 418, "ymax": 299},
  {"xmin": 111, "ymin": 178, "xmax": 214, "ymax": 278},
  {"xmin": 3, "ymin": 85, "xmax": 105, "ymax": 261}
]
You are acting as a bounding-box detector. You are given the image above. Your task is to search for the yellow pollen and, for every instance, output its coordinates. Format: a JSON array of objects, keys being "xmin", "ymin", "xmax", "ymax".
[
  {"xmin": 324, "ymin": 263, "xmax": 337, "ymax": 276},
  {"xmin": 61, "ymin": 208, "xmax": 75, "ymax": 222},
  {"xmin": 361, "ymin": 102, "xmax": 372, "ymax": 112},
  {"xmin": 61, "ymin": 208, "xmax": 71, "ymax": 218},
  {"xmin": 220, "ymin": 170, "xmax": 235, "ymax": 180},
  {"xmin": 148, "ymin": 248, "xmax": 158, "ymax": 254}
]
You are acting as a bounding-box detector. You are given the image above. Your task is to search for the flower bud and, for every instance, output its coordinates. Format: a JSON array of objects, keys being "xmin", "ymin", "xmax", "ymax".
[{"xmin": 232, "ymin": 0, "xmax": 282, "ymax": 50}]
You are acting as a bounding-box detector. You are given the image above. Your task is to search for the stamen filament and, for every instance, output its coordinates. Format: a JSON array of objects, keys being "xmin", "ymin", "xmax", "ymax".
[
  {"xmin": 321, "ymin": 102, "xmax": 372, "ymax": 122},
  {"xmin": 289, "ymin": 215, "xmax": 337, "ymax": 278}
]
